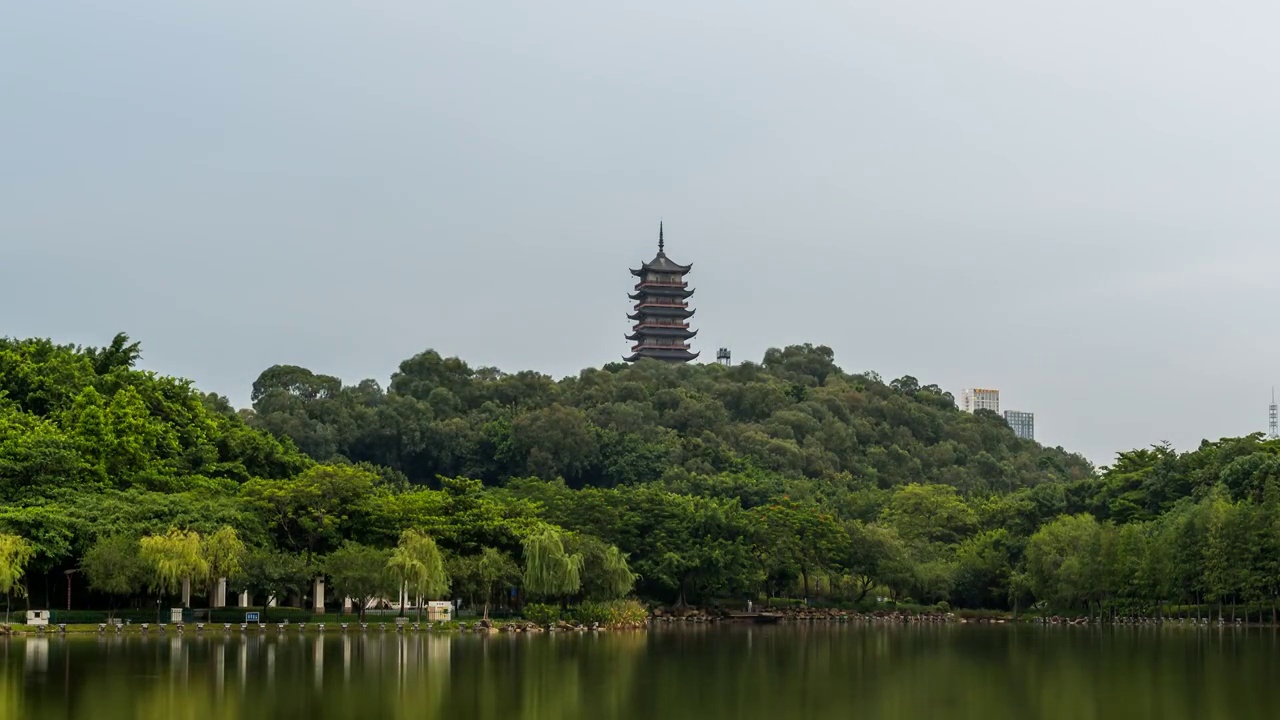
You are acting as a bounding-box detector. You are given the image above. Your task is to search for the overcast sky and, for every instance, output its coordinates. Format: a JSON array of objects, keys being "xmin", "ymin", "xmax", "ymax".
[{"xmin": 5, "ymin": 1, "xmax": 1280, "ymax": 464}]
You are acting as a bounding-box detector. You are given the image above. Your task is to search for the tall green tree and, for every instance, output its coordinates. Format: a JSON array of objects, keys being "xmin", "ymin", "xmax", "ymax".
[
  {"xmin": 568, "ymin": 534, "xmax": 636, "ymax": 601},
  {"xmin": 81, "ymin": 534, "xmax": 145, "ymax": 619},
  {"xmin": 386, "ymin": 529, "xmax": 449, "ymax": 620},
  {"xmin": 0, "ymin": 534, "xmax": 35, "ymax": 624},
  {"xmin": 237, "ymin": 548, "xmax": 310, "ymax": 621},
  {"xmin": 325, "ymin": 542, "xmax": 393, "ymax": 621},
  {"xmin": 240, "ymin": 464, "xmax": 375, "ymax": 561},
  {"xmin": 203, "ymin": 526, "xmax": 246, "ymax": 605},
  {"xmin": 522, "ymin": 526, "xmax": 583, "ymax": 605},
  {"xmin": 139, "ymin": 529, "xmax": 208, "ymax": 613},
  {"xmin": 476, "ymin": 548, "xmax": 520, "ymax": 619}
]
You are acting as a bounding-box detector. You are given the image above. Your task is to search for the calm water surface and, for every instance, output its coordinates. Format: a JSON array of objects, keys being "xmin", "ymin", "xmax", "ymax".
[{"xmin": 3, "ymin": 625, "xmax": 1279, "ymax": 719}]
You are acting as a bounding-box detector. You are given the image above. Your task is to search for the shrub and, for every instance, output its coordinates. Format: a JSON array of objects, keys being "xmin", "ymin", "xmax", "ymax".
[
  {"xmin": 522, "ymin": 603, "xmax": 560, "ymax": 626},
  {"xmin": 570, "ymin": 599, "xmax": 648, "ymax": 627}
]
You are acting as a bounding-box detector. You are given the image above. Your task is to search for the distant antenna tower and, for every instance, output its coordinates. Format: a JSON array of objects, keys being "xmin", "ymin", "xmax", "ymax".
[
  {"xmin": 716, "ymin": 348, "xmax": 731, "ymax": 366},
  {"xmin": 1270, "ymin": 388, "xmax": 1278, "ymax": 440}
]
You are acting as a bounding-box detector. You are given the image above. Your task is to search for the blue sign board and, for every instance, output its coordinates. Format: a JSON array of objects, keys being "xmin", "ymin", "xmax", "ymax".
[{"xmin": 245, "ymin": 612, "xmax": 260, "ymax": 623}]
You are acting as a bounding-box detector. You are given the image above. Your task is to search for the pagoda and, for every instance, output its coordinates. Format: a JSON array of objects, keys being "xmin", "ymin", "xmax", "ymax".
[{"xmin": 625, "ymin": 223, "xmax": 698, "ymax": 363}]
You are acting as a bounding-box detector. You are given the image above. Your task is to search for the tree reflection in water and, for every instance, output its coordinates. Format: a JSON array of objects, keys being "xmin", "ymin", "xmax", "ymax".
[{"xmin": 2, "ymin": 626, "xmax": 1280, "ymax": 720}]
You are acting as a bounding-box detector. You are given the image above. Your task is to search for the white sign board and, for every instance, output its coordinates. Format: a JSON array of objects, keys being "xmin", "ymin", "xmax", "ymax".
[{"xmin": 427, "ymin": 601, "xmax": 452, "ymax": 622}]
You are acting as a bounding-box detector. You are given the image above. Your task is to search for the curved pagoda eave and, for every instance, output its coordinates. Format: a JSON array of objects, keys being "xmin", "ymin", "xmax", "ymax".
[
  {"xmin": 629, "ymin": 287, "xmax": 694, "ymax": 301},
  {"xmin": 626, "ymin": 328, "xmax": 698, "ymax": 341},
  {"xmin": 624, "ymin": 349, "xmax": 701, "ymax": 363},
  {"xmin": 627, "ymin": 307, "xmax": 695, "ymax": 321},
  {"xmin": 630, "ymin": 256, "xmax": 693, "ymax": 276}
]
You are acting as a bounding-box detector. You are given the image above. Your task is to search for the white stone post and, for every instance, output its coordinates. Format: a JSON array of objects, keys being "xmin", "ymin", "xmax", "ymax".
[
  {"xmin": 312, "ymin": 577, "xmax": 325, "ymax": 614},
  {"xmin": 181, "ymin": 577, "xmax": 192, "ymax": 608},
  {"xmin": 212, "ymin": 578, "xmax": 227, "ymax": 609},
  {"xmin": 343, "ymin": 597, "xmax": 353, "ymax": 614},
  {"xmin": 239, "ymin": 591, "xmax": 251, "ymax": 608},
  {"xmin": 268, "ymin": 595, "xmax": 278, "ymax": 608}
]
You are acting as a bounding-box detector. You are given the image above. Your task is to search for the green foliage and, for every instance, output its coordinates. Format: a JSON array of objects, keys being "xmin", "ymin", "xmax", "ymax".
[
  {"xmin": 203, "ymin": 526, "xmax": 246, "ymax": 586},
  {"xmin": 237, "ymin": 547, "xmax": 310, "ymax": 616},
  {"xmin": 449, "ymin": 547, "xmax": 521, "ymax": 619},
  {"xmin": 567, "ymin": 534, "xmax": 636, "ymax": 600},
  {"xmin": 242, "ymin": 344, "xmax": 1090, "ymax": 491},
  {"xmin": 240, "ymin": 464, "xmax": 375, "ymax": 558},
  {"xmin": 387, "ymin": 529, "xmax": 450, "ymax": 620},
  {"xmin": 522, "ymin": 602, "xmax": 560, "ymax": 626},
  {"xmin": 81, "ymin": 535, "xmax": 145, "ymax": 612},
  {"xmin": 522, "ymin": 526, "xmax": 584, "ymax": 601},
  {"xmin": 22, "ymin": 331, "xmax": 1280, "ymax": 621},
  {"xmin": 569, "ymin": 599, "xmax": 648, "ymax": 626},
  {"xmin": 0, "ymin": 533, "xmax": 36, "ymax": 622},
  {"xmin": 324, "ymin": 542, "xmax": 393, "ymax": 619},
  {"xmin": 139, "ymin": 529, "xmax": 208, "ymax": 598},
  {"xmin": 0, "ymin": 336, "xmax": 309, "ymax": 500}
]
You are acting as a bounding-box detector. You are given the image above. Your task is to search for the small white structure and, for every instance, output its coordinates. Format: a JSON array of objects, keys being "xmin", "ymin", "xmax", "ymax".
[
  {"xmin": 427, "ymin": 601, "xmax": 452, "ymax": 622},
  {"xmin": 26, "ymin": 610, "xmax": 50, "ymax": 627},
  {"xmin": 170, "ymin": 608, "xmax": 184, "ymax": 623}
]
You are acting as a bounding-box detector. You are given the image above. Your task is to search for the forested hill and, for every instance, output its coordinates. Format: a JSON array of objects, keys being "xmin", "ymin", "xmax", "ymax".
[
  {"xmin": 8, "ymin": 333, "xmax": 1280, "ymax": 615},
  {"xmin": 247, "ymin": 343, "xmax": 1093, "ymax": 491},
  {"xmin": 0, "ymin": 334, "xmax": 310, "ymax": 498}
]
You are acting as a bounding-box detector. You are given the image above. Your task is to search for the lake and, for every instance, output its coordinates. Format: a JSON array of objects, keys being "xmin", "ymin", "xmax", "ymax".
[{"xmin": 3, "ymin": 624, "xmax": 1279, "ymax": 719}]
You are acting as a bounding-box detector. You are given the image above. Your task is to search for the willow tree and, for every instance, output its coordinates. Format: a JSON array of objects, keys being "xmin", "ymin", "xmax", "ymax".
[
  {"xmin": 203, "ymin": 526, "xmax": 246, "ymax": 605},
  {"xmin": 140, "ymin": 529, "xmax": 209, "ymax": 616},
  {"xmin": 522, "ymin": 526, "xmax": 583, "ymax": 606},
  {"xmin": 386, "ymin": 529, "xmax": 450, "ymax": 621},
  {"xmin": 0, "ymin": 534, "xmax": 35, "ymax": 625},
  {"xmin": 594, "ymin": 545, "xmax": 636, "ymax": 599},
  {"xmin": 568, "ymin": 535, "xmax": 636, "ymax": 601}
]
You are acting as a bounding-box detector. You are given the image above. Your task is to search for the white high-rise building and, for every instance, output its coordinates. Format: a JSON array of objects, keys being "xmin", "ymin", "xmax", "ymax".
[{"xmin": 961, "ymin": 388, "xmax": 1000, "ymax": 414}]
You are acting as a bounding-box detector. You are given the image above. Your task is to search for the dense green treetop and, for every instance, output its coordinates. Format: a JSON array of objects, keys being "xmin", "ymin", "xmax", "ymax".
[{"xmin": 245, "ymin": 343, "xmax": 1092, "ymax": 492}]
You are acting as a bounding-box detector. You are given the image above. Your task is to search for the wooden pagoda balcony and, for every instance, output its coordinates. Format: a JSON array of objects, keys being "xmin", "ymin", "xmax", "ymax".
[
  {"xmin": 632, "ymin": 320, "xmax": 690, "ymax": 330},
  {"xmin": 634, "ymin": 280, "xmax": 688, "ymax": 290},
  {"xmin": 633, "ymin": 300, "xmax": 688, "ymax": 309},
  {"xmin": 631, "ymin": 342, "xmax": 691, "ymax": 352}
]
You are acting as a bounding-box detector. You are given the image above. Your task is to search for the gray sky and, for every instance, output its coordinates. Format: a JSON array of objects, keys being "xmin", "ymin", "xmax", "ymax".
[{"xmin": 5, "ymin": 1, "xmax": 1280, "ymax": 465}]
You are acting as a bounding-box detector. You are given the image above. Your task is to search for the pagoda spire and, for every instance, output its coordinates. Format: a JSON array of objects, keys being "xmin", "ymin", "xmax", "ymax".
[{"xmin": 659, "ymin": 221, "xmax": 664, "ymax": 253}]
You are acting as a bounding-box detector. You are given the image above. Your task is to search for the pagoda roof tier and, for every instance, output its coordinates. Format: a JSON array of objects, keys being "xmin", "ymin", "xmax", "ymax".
[
  {"xmin": 626, "ymin": 327, "xmax": 698, "ymax": 341},
  {"xmin": 624, "ymin": 348, "xmax": 701, "ymax": 363},
  {"xmin": 629, "ymin": 253, "xmax": 693, "ymax": 277},
  {"xmin": 628, "ymin": 286, "xmax": 694, "ymax": 301},
  {"xmin": 627, "ymin": 306, "xmax": 694, "ymax": 321}
]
